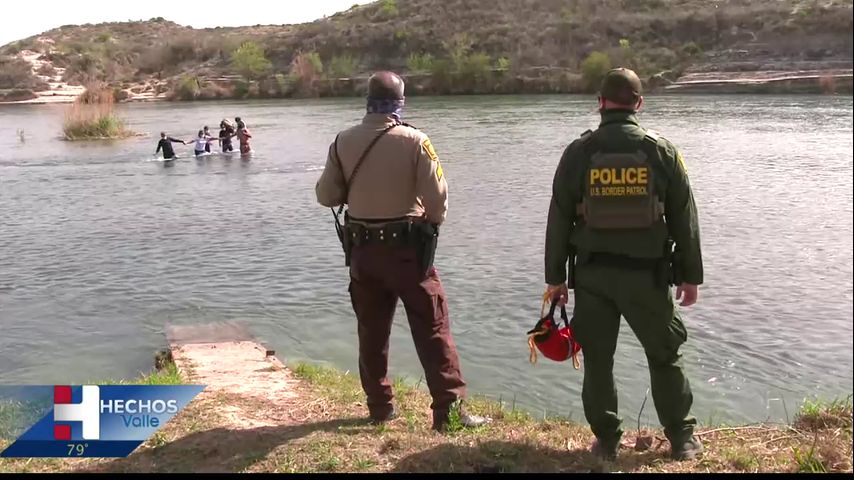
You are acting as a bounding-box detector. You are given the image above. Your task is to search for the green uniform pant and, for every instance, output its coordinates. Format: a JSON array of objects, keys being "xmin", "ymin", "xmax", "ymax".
[{"xmin": 571, "ymin": 261, "xmax": 697, "ymax": 444}]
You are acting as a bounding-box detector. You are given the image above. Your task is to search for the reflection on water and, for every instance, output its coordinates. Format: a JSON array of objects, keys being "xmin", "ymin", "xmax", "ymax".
[{"xmin": 0, "ymin": 95, "xmax": 852, "ymax": 426}]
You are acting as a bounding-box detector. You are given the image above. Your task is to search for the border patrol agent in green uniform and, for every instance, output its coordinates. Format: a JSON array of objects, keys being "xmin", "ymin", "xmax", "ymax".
[{"xmin": 544, "ymin": 68, "xmax": 704, "ymax": 462}]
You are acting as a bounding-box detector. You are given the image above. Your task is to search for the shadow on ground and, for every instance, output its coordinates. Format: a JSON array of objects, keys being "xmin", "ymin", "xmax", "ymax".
[
  {"xmin": 76, "ymin": 416, "xmax": 674, "ymax": 473},
  {"xmin": 390, "ymin": 441, "xmax": 669, "ymax": 473},
  {"xmin": 79, "ymin": 418, "xmax": 368, "ymax": 473}
]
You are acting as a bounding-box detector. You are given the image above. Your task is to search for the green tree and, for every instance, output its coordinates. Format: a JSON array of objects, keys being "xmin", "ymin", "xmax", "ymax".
[
  {"xmin": 394, "ymin": 30, "xmax": 409, "ymax": 41},
  {"xmin": 460, "ymin": 52, "xmax": 492, "ymax": 80},
  {"xmin": 289, "ymin": 51, "xmax": 324, "ymax": 96},
  {"xmin": 681, "ymin": 41, "xmax": 703, "ymax": 57},
  {"xmin": 233, "ymin": 80, "xmax": 250, "ymax": 98},
  {"xmin": 329, "ymin": 55, "xmax": 358, "ymax": 78},
  {"xmin": 444, "ymin": 34, "xmax": 473, "ymax": 72},
  {"xmin": 231, "ymin": 42, "xmax": 272, "ymax": 80},
  {"xmin": 429, "ymin": 58, "xmax": 453, "ymax": 91},
  {"xmin": 458, "ymin": 52, "xmax": 493, "ymax": 92},
  {"xmin": 381, "ymin": 0, "xmax": 398, "ymax": 17},
  {"xmin": 496, "ymin": 57, "xmax": 511, "ymax": 71},
  {"xmin": 175, "ymin": 75, "xmax": 200, "ymax": 100},
  {"xmin": 581, "ymin": 51, "xmax": 611, "ymax": 92},
  {"xmin": 407, "ymin": 53, "xmax": 435, "ymax": 72},
  {"xmin": 274, "ymin": 73, "xmax": 292, "ymax": 96},
  {"xmin": 303, "ymin": 52, "xmax": 324, "ymax": 75}
]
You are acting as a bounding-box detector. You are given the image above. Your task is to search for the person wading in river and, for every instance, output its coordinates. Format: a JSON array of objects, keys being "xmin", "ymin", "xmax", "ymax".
[
  {"xmin": 193, "ymin": 130, "xmax": 212, "ymax": 157},
  {"xmin": 315, "ymin": 71, "xmax": 489, "ymax": 432},
  {"xmin": 235, "ymin": 117, "xmax": 253, "ymax": 155},
  {"xmin": 219, "ymin": 119, "xmax": 236, "ymax": 153},
  {"xmin": 544, "ymin": 68, "xmax": 705, "ymax": 461},
  {"xmin": 155, "ymin": 132, "xmax": 186, "ymax": 160}
]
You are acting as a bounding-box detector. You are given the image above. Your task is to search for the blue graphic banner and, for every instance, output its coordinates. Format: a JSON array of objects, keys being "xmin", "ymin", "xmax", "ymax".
[{"xmin": 1, "ymin": 385, "xmax": 205, "ymax": 458}]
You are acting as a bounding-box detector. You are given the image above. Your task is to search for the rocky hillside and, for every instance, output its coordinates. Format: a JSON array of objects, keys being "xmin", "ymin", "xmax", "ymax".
[{"xmin": 1, "ymin": 0, "xmax": 852, "ymax": 102}]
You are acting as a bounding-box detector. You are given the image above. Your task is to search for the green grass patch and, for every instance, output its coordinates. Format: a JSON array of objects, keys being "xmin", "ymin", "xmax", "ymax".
[
  {"xmin": 793, "ymin": 444, "xmax": 828, "ymax": 473},
  {"xmin": 724, "ymin": 448, "xmax": 760, "ymax": 472},
  {"xmin": 292, "ymin": 363, "xmax": 362, "ymax": 404},
  {"xmin": 92, "ymin": 362, "xmax": 184, "ymax": 386},
  {"xmin": 63, "ymin": 113, "xmax": 132, "ymax": 141},
  {"xmin": 794, "ymin": 395, "xmax": 853, "ymax": 431}
]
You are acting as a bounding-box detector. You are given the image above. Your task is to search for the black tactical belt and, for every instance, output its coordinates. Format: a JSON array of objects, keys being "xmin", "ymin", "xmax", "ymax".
[
  {"xmin": 349, "ymin": 221, "xmax": 415, "ymax": 247},
  {"xmin": 586, "ymin": 252, "xmax": 661, "ymax": 270}
]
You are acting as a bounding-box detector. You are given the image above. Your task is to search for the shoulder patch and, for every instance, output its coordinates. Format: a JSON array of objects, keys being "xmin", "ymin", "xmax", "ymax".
[
  {"xmin": 421, "ymin": 137, "xmax": 443, "ymax": 180},
  {"xmin": 422, "ymin": 137, "xmax": 439, "ymax": 162},
  {"xmin": 579, "ymin": 129, "xmax": 594, "ymax": 140},
  {"xmin": 676, "ymin": 150, "xmax": 688, "ymax": 173}
]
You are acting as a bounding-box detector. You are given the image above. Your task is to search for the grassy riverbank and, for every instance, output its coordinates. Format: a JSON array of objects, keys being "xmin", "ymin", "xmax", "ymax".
[{"xmin": 0, "ymin": 360, "xmax": 850, "ymax": 473}]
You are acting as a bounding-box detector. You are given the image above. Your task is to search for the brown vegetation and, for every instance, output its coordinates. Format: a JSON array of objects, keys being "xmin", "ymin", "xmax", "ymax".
[
  {"xmin": 0, "ymin": 56, "xmax": 49, "ymax": 91},
  {"xmin": 62, "ymin": 85, "xmax": 134, "ymax": 140},
  {"xmin": 0, "ymin": 0, "xmax": 851, "ymax": 98}
]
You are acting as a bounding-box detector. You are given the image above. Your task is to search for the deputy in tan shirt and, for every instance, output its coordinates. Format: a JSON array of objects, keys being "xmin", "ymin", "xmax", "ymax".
[
  {"xmin": 315, "ymin": 102, "xmax": 448, "ymax": 225},
  {"xmin": 315, "ymin": 71, "xmax": 486, "ymax": 432}
]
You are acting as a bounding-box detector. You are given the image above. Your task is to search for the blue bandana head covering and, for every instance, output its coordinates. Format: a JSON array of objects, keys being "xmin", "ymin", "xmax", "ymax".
[{"xmin": 366, "ymin": 97, "xmax": 405, "ymax": 120}]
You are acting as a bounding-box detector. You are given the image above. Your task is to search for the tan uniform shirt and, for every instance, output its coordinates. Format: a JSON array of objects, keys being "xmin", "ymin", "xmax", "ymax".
[{"xmin": 316, "ymin": 113, "xmax": 449, "ymax": 225}]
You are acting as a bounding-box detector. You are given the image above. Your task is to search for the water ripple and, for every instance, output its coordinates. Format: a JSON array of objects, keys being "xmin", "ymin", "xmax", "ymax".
[{"xmin": 0, "ymin": 95, "xmax": 851, "ymax": 425}]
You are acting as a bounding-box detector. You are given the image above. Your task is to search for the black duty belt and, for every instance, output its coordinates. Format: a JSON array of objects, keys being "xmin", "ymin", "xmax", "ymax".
[
  {"xmin": 349, "ymin": 220, "xmax": 416, "ymax": 247},
  {"xmin": 585, "ymin": 252, "xmax": 661, "ymax": 270}
]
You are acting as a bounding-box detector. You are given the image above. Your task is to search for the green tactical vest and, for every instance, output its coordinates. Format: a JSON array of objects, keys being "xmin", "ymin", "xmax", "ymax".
[{"xmin": 577, "ymin": 130, "xmax": 665, "ymax": 230}]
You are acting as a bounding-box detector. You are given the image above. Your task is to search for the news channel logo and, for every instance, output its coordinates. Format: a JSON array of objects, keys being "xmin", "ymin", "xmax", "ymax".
[{"xmin": 1, "ymin": 385, "xmax": 205, "ymax": 458}]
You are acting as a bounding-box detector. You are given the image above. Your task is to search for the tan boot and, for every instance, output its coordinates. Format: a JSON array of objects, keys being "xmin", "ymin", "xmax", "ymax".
[{"xmin": 432, "ymin": 402, "xmax": 490, "ymax": 432}]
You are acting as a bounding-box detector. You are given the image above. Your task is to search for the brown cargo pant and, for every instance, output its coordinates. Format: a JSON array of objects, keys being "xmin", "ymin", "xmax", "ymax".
[{"xmin": 349, "ymin": 242, "xmax": 467, "ymax": 418}]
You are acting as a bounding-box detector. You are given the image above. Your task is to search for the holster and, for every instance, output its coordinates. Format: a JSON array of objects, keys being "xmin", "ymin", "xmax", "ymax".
[
  {"xmin": 412, "ymin": 222, "xmax": 440, "ymax": 279},
  {"xmin": 657, "ymin": 239, "xmax": 678, "ymax": 287},
  {"xmin": 342, "ymin": 218, "xmax": 440, "ymax": 278},
  {"xmin": 342, "ymin": 222, "xmax": 353, "ymax": 268},
  {"xmin": 334, "ymin": 210, "xmax": 353, "ymax": 267},
  {"xmin": 670, "ymin": 248, "xmax": 686, "ymax": 287}
]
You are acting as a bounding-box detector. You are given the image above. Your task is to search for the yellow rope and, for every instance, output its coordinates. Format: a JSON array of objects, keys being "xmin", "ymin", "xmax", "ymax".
[
  {"xmin": 540, "ymin": 291, "xmax": 551, "ymax": 318},
  {"xmin": 528, "ymin": 290, "xmax": 582, "ymax": 370},
  {"xmin": 528, "ymin": 326, "xmax": 550, "ymax": 365},
  {"xmin": 572, "ymin": 352, "xmax": 581, "ymax": 370},
  {"xmin": 528, "ymin": 293, "xmax": 552, "ymax": 364}
]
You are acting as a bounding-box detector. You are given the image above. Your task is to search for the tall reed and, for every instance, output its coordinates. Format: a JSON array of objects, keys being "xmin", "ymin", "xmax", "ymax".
[{"xmin": 62, "ymin": 86, "xmax": 133, "ymax": 140}]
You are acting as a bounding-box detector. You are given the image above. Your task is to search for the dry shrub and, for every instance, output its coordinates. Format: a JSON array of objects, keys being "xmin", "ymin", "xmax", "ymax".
[{"xmin": 63, "ymin": 85, "xmax": 133, "ymax": 140}]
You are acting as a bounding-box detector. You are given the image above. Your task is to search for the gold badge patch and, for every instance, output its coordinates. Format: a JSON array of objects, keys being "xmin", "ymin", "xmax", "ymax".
[{"xmin": 422, "ymin": 138, "xmax": 439, "ymax": 162}]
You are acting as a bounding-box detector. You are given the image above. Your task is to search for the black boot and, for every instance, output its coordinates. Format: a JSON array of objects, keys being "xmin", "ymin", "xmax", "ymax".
[
  {"xmin": 591, "ymin": 438, "xmax": 620, "ymax": 461},
  {"xmin": 671, "ymin": 435, "xmax": 703, "ymax": 461},
  {"xmin": 432, "ymin": 402, "xmax": 490, "ymax": 432},
  {"xmin": 369, "ymin": 406, "xmax": 398, "ymax": 425}
]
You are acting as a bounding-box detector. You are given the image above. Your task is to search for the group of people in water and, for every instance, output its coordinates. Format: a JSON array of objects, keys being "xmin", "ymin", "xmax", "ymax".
[{"xmin": 155, "ymin": 117, "xmax": 253, "ymax": 160}]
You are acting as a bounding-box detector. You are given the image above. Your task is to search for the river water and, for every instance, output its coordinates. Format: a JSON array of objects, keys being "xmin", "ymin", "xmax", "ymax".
[{"xmin": 1, "ymin": 95, "xmax": 852, "ymax": 426}]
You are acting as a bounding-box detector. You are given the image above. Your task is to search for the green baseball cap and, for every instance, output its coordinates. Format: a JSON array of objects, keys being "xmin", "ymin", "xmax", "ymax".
[{"xmin": 600, "ymin": 68, "xmax": 643, "ymax": 105}]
